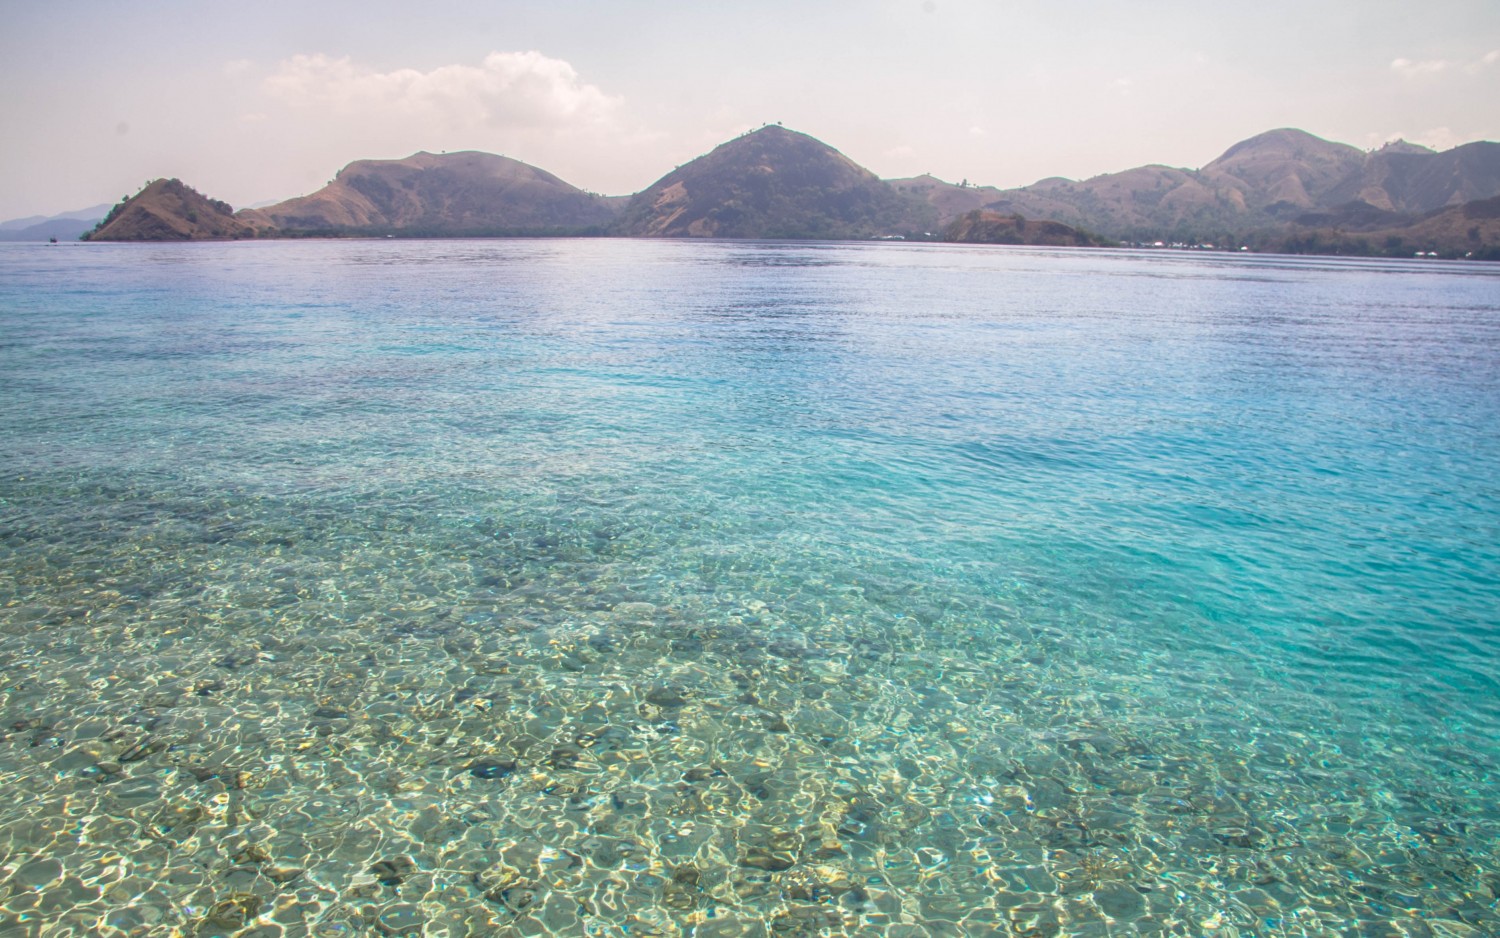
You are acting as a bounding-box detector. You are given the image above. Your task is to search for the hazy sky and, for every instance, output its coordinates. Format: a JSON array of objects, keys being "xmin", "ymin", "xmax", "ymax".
[{"xmin": 3, "ymin": 0, "xmax": 1498, "ymax": 219}]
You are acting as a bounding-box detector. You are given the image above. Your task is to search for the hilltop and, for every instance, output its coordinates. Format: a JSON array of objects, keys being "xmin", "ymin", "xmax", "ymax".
[{"xmin": 614, "ymin": 126, "xmax": 931, "ymax": 239}]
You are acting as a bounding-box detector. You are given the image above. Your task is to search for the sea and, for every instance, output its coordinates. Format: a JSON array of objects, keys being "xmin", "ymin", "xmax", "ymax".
[{"xmin": 0, "ymin": 239, "xmax": 1496, "ymax": 938}]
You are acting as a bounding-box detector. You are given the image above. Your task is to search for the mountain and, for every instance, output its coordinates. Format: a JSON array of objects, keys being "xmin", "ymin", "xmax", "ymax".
[
  {"xmin": 1198, "ymin": 128, "xmax": 1367, "ymax": 215},
  {"xmin": 0, "ymin": 203, "xmax": 113, "ymax": 241},
  {"xmin": 887, "ymin": 175, "xmax": 999, "ymax": 223},
  {"xmin": 1390, "ymin": 195, "xmax": 1500, "ymax": 257},
  {"xmin": 1322, "ymin": 141, "xmax": 1500, "ymax": 213},
  {"xmin": 0, "ymin": 218, "xmax": 95, "ymax": 242},
  {"xmin": 963, "ymin": 131, "xmax": 1348, "ymax": 239},
  {"xmin": 55, "ymin": 125, "xmax": 1500, "ymax": 258},
  {"xmin": 238, "ymin": 151, "xmax": 617, "ymax": 236},
  {"xmin": 942, "ymin": 210, "xmax": 1105, "ymax": 247},
  {"xmin": 0, "ymin": 203, "xmax": 113, "ymax": 232},
  {"xmin": 614, "ymin": 126, "xmax": 932, "ymax": 239},
  {"xmin": 887, "ymin": 129, "xmax": 1500, "ymax": 256},
  {"xmin": 1265, "ymin": 195, "xmax": 1500, "ymax": 259},
  {"xmin": 958, "ymin": 129, "xmax": 1500, "ymax": 243},
  {"xmin": 84, "ymin": 180, "xmax": 266, "ymax": 241},
  {"xmin": 0, "ymin": 215, "xmax": 48, "ymax": 232}
]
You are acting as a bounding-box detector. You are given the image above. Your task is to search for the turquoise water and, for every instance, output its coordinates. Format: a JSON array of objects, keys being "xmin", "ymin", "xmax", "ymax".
[{"xmin": 0, "ymin": 239, "xmax": 1497, "ymax": 937}]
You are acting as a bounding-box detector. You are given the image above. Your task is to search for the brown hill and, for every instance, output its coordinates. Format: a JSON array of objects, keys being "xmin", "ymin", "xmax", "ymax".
[
  {"xmin": 1396, "ymin": 195, "xmax": 1500, "ymax": 256},
  {"xmin": 615, "ymin": 126, "xmax": 931, "ymax": 239},
  {"xmin": 942, "ymin": 210, "xmax": 1104, "ymax": 247},
  {"xmin": 84, "ymin": 179, "xmax": 267, "ymax": 241},
  {"xmin": 239, "ymin": 151, "xmax": 617, "ymax": 236},
  {"xmin": 73, "ymin": 126, "xmax": 1498, "ymax": 256},
  {"xmin": 887, "ymin": 175, "xmax": 998, "ymax": 225},
  {"xmin": 976, "ymin": 164, "xmax": 1224, "ymax": 240},
  {"xmin": 1323, "ymin": 141, "xmax": 1500, "ymax": 213},
  {"xmin": 953, "ymin": 128, "xmax": 1500, "ymax": 243},
  {"xmin": 1267, "ymin": 195, "xmax": 1500, "ymax": 259},
  {"xmin": 1198, "ymin": 128, "xmax": 1366, "ymax": 215}
]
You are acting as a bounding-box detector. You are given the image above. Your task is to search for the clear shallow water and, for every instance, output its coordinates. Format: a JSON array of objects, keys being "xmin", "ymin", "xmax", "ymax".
[{"xmin": 0, "ymin": 239, "xmax": 1497, "ymax": 937}]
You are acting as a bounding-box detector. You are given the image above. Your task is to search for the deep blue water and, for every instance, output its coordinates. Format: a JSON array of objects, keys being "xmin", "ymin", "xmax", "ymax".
[{"xmin": 1, "ymin": 239, "xmax": 1497, "ymax": 936}]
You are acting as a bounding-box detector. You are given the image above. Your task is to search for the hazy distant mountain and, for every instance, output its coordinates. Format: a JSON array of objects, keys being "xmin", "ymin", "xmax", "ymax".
[
  {"xmin": 84, "ymin": 179, "xmax": 266, "ymax": 241},
  {"xmin": 0, "ymin": 202, "xmax": 113, "ymax": 241},
  {"xmin": 0, "ymin": 215, "xmax": 49, "ymax": 232},
  {"xmin": 615, "ymin": 126, "xmax": 932, "ymax": 239},
  {"xmin": 0, "ymin": 218, "xmax": 95, "ymax": 242},
  {"xmin": 238, "ymin": 151, "xmax": 617, "ymax": 236}
]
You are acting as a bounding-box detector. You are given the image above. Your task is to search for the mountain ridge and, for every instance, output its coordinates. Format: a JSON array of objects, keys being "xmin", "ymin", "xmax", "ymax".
[
  {"xmin": 930, "ymin": 129, "xmax": 1500, "ymax": 243},
  {"xmin": 0, "ymin": 202, "xmax": 113, "ymax": 241},
  {"xmin": 78, "ymin": 126, "xmax": 1500, "ymax": 257}
]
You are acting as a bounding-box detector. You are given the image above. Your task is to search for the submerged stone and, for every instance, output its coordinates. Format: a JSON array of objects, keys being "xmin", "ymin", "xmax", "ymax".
[
  {"xmin": 468, "ymin": 760, "xmax": 516, "ymax": 780},
  {"xmin": 644, "ymin": 683, "xmax": 689, "ymax": 708},
  {"xmin": 202, "ymin": 893, "xmax": 262, "ymax": 930},
  {"xmin": 368, "ymin": 856, "xmax": 417, "ymax": 887}
]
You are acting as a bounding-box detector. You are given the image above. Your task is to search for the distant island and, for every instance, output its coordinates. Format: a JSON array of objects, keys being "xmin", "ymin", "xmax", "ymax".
[
  {"xmin": 71, "ymin": 125, "xmax": 1500, "ymax": 259},
  {"xmin": 0, "ymin": 202, "xmax": 114, "ymax": 242}
]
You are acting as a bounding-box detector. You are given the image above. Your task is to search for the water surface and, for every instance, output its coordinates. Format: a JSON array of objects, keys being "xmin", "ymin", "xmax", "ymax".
[{"xmin": 1, "ymin": 240, "xmax": 1497, "ymax": 937}]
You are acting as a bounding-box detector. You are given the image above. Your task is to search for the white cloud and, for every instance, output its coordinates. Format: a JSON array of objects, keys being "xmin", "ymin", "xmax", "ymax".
[
  {"xmin": 263, "ymin": 51, "xmax": 621, "ymax": 129},
  {"xmin": 1466, "ymin": 49, "xmax": 1500, "ymax": 75},
  {"xmin": 233, "ymin": 49, "xmax": 665, "ymax": 196},
  {"xmin": 1391, "ymin": 50, "xmax": 1499, "ymax": 79},
  {"xmin": 1390, "ymin": 57, "xmax": 1449, "ymax": 78}
]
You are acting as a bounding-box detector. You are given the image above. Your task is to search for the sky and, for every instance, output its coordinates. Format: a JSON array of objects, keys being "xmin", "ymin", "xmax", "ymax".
[{"xmin": 2, "ymin": 0, "xmax": 1498, "ymax": 220}]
